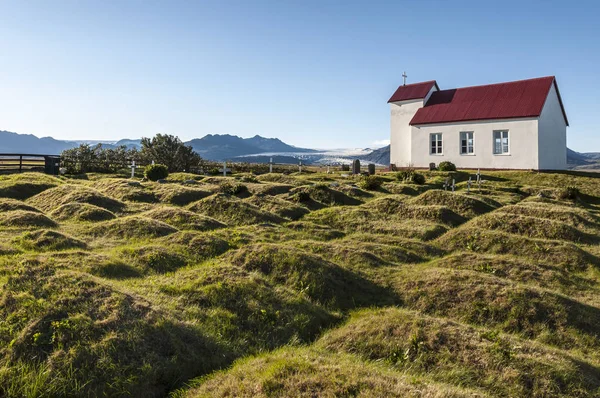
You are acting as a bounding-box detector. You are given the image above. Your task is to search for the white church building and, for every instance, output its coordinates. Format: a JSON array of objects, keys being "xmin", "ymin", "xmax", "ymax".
[{"xmin": 389, "ymin": 76, "xmax": 569, "ymax": 170}]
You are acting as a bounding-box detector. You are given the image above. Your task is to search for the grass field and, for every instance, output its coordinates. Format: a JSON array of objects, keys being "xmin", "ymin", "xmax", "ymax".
[{"xmin": 1, "ymin": 169, "xmax": 600, "ymax": 397}]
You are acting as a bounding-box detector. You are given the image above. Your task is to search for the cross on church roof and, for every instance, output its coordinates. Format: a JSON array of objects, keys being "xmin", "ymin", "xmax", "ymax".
[{"xmin": 402, "ymin": 71, "xmax": 407, "ymax": 86}]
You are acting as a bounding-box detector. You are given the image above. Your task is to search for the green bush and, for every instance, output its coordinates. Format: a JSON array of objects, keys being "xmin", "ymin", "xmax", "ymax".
[
  {"xmin": 144, "ymin": 164, "xmax": 169, "ymax": 181},
  {"xmin": 438, "ymin": 161, "xmax": 457, "ymax": 172},
  {"xmin": 396, "ymin": 170, "xmax": 426, "ymax": 185},
  {"xmin": 357, "ymin": 175, "xmax": 382, "ymax": 191}
]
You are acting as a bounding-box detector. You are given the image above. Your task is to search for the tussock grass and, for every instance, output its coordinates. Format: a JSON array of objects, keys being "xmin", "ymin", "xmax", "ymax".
[
  {"xmin": 87, "ymin": 216, "xmax": 178, "ymax": 238},
  {"xmin": 0, "ymin": 173, "xmax": 61, "ymax": 199},
  {"xmin": 0, "ymin": 210, "xmax": 57, "ymax": 228},
  {"xmin": 182, "ymin": 346, "xmax": 477, "ymax": 398},
  {"xmin": 49, "ymin": 203, "xmax": 116, "ymax": 222},
  {"xmin": 13, "ymin": 229, "xmax": 86, "ymax": 251},
  {"xmin": 188, "ymin": 194, "xmax": 284, "ymax": 225},
  {"xmin": 437, "ymin": 227, "xmax": 597, "ymax": 269},
  {"xmin": 409, "ymin": 189, "xmax": 498, "ymax": 218},
  {"xmin": 0, "ymin": 198, "xmax": 42, "ymax": 213},
  {"xmin": 318, "ymin": 307, "xmax": 600, "ymax": 398},
  {"xmin": 244, "ymin": 195, "xmax": 309, "ymax": 220},
  {"xmin": 226, "ymin": 243, "xmax": 398, "ymax": 309},
  {"xmin": 27, "ymin": 184, "xmax": 126, "ymax": 213},
  {"xmin": 91, "ymin": 178, "xmax": 158, "ymax": 202},
  {"xmin": 143, "ymin": 206, "xmax": 226, "ymax": 231}
]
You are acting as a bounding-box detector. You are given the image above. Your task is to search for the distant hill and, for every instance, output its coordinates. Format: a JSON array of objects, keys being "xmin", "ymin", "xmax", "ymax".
[
  {"xmin": 360, "ymin": 145, "xmax": 390, "ymax": 165},
  {"xmin": 185, "ymin": 134, "xmax": 316, "ymax": 161},
  {"xmin": 0, "ymin": 131, "xmax": 78, "ymax": 154}
]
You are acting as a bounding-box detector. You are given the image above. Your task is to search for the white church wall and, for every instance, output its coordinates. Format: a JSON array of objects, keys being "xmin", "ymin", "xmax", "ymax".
[
  {"xmin": 410, "ymin": 118, "xmax": 539, "ymax": 169},
  {"xmin": 537, "ymin": 83, "xmax": 567, "ymax": 170},
  {"xmin": 389, "ymin": 98, "xmax": 424, "ymax": 167}
]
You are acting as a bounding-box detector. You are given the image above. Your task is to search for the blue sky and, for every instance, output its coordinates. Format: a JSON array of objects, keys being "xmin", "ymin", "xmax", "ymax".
[{"xmin": 0, "ymin": 1, "xmax": 598, "ymax": 151}]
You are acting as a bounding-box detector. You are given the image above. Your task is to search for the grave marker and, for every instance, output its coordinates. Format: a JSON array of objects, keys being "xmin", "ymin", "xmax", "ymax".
[
  {"xmin": 219, "ymin": 161, "xmax": 231, "ymax": 176},
  {"xmin": 368, "ymin": 163, "xmax": 375, "ymax": 175},
  {"xmin": 352, "ymin": 159, "xmax": 361, "ymax": 175}
]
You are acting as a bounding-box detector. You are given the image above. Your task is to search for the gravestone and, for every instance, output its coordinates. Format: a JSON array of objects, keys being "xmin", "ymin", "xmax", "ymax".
[
  {"xmin": 341, "ymin": 164, "xmax": 350, "ymax": 172},
  {"xmin": 368, "ymin": 163, "xmax": 375, "ymax": 175},
  {"xmin": 429, "ymin": 162, "xmax": 436, "ymax": 171},
  {"xmin": 352, "ymin": 159, "xmax": 361, "ymax": 175}
]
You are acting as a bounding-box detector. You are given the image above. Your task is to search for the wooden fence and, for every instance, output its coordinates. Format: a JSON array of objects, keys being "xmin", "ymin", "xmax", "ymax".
[{"xmin": 0, "ymin": 154, "xmax": 61, "ymax": 174}]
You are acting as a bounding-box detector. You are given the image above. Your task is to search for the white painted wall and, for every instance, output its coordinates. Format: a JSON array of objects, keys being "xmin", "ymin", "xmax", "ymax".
[
  {"xmin": 389, "ymin": 85, "xmax": 437, "ymax": 167},
  {"xmin": 538, "ymin": 83, "xmax": 567, "ymax": 170},
  {"xmin": 410, "ymin": 118, "xmax": 539, "ymax": 169}
]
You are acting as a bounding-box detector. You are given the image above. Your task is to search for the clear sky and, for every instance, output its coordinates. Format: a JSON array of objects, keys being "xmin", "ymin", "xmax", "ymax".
[{"xmin": 0, "ymin": 0, "xmax": 598, "ymax": 151}]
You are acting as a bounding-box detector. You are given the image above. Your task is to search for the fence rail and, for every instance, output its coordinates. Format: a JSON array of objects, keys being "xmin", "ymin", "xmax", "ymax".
[{"xmin": 0, "ymin": 154, "xmax": 60, "ymax": 174}]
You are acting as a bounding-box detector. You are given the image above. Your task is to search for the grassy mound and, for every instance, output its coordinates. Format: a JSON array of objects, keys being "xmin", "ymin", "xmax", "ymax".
[
  {"xmin": 293, "ymin": 240, "xmax": 425, "ymax": 268},
  {"xmin": 183, "ymin": 347, "xmax": 476, "ymax": 398},
  {"xmin": 0, "ymin": 173, "xmax": 60, "ymax": 200},
  {"xmin": 119, "ymin": 245, "xmax": 188, "ymax": 273},
  {"xmin": 437, "ymin": 228, "xmax": 597, "ymax": 269},
  {"xmin": 284, "ymin": 221, "xmax": 346, "ymax": 240},
  {"xmin": 87, "ymin": 216, "xmax": 178, "ymax": 238},
  {"xmin": 343, "ymin": 233, "xmax": 446, "ymax": 258},
  {"xmin": 154, "ymin": 184, "xmax": 212, "ymax": 206},
  {"xmin": 318, "ymin": 308, "xmax": 600, "ymax": 397},
  {"xmin": 188, "ymin": 194, "xmax": 284, "ymax": 225},
  {"xmin": 0, "ymin": 210, "xmax": 57, "ymax": 228},
  {"xmin": 49, "ymin": 203, "xmax": 116, "ymax": 222},
  {"xmin": 246, "ymin": 183, "xmax": 294, "ymax": 196},
  {"xmin": 409, "ymin": 190, "xmax": 498, "ymax": 218},
  {"xmin": 497, "ymin": 202, "xmax": 600, "ymax": 229},
  {"xmin": 226, "ymin": 243, "xmax": 397, "ymax": 309},
  {"xmin": 92, "ymin": 178, "xmax": 158, "ymax": 202},
  {"xmin": 429, "ymin": 252, "xmax": 599, "ymax": 296},
  {"xmin": 27, "ymin": 184, "xmax": 125, "ymax": 213},
  {"xmin": 13, "ymin": 229, "xmax": 86, "ymax": 251},
  {"xmin": 288, "ymin": 184, "xmax": 363, "ymax": 207},
  {"xmin": 163, "ymin": 232, "xmax": 231, "ymax": 260},
  {"xmin": 255, "ymin": 173, "xmax": 303, "ymax": 185},
  {"xmin": 385, "ymin": 266, "xmax": 600, "ymax": 354},
  {"xmin": 0, "ymin": 198, "xmax": 42, "ymax": 213},
  {"xmin": 244, "ymin": 195, "xmax": 309, "ymax": 220},
  {"xmin": 143, "ymin": 207, "xmax": 226, "ymax": 231},
  {"xmin": 150, "ymin": 264, "xmax": 338, "ymax": 353},
  {"xmin": 0, "ymin": 262, "xmax": 227, "ymax": 397},
  {"xmin": 468, "ymin": 212, "xmax": 595, "ymax": 243}
]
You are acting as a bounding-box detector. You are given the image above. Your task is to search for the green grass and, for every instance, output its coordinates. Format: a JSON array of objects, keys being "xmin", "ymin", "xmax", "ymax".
[{"xmin": 2, "ymin": 170, "xmax": 600, "ymax": 396}]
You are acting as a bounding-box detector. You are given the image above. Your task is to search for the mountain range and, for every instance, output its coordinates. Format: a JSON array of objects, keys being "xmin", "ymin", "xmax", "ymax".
[{"xmin": 1, "ymin": 130, "xmax": 599, "ymax": 169}]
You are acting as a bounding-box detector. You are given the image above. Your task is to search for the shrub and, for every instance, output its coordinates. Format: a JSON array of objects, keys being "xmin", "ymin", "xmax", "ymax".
[
  {"xmin": 438, "ymin": 161, "xmax": 457, "ymax": 171},
  {"xmin": 356, "ymin": 175, "xmax": 382, "ymax": 191},
  {"xmin": 557, "ymin": 186, "xmax": 579, "ymax": 201},
  {"xmin": 396, "ymin": 170, "xmax": 426, "ymax": 185},
  {"xmin": 144, "ymin": 164, "xmax": 169, "ymax": 181},
  {"xmin": 219, "ymin": 181, "xmax": 248, "ymax": 195}
]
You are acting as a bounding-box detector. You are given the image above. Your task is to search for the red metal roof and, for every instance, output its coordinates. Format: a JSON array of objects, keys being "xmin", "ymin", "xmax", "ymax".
[
  {"xmin": 409, "ymin": 76, "xmax": 569, "ymax": 126},
  {"xmin": 388, "ymin": 80, "xmax": 439, "ymax": 103}
]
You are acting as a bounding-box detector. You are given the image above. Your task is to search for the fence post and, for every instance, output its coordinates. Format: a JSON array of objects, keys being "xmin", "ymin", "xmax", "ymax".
[{"xmin": 19, "ymin": 155, "xmax": 22, "ymax": 172}]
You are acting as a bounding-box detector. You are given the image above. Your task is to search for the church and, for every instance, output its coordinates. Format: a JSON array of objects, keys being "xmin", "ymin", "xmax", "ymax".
[{"xmin": 388, "ymin": 76, "xmax": 568, "ymax": 170}]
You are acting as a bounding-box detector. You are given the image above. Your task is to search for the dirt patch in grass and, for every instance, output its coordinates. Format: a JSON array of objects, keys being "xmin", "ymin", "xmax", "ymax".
[
  {"xmin": 27, "ymin": 184, "xmax": 126, "ymax": 213},
  {"xmin": 143, "ymin": 206, "xmax": 226, "ymax": 231},
  {"xmin": 318, "ymin": 307, "xmax": 600, "ymax": 398},
  {"xmin": 188, "ymin": 194, "xmax": 285, "ymax": 225},
  {"xmin": 409, "ymin": 190, "xmax": 498, "ymax": 218},
  {"xmin": 13, "ymin": 229, "xmax": 86, "ymax": 251},
  {"xmin": 50, "ymin": 203, "xmax": 116, "ymax": 222},
  {"xmin": 437, "ymin": 227, "xmax": 598, "ymax": 270},
  {"xmin": 244, "ymin": 195, "xmax": 309, "ymax": 220},
  {"xmin": 226, "ymin": 243, "xmax": 398, "ymax": 309},
  {"xmin": 87, "ymin": 216, "xmax": 178, "ymax": 238},
  {"xmin": 0, "ymin": 210, "xmax": 57, "ymax": 228}
]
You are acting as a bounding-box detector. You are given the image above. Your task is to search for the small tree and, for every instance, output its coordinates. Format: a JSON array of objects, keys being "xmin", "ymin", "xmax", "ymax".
[
  {"xmin": 438, "ymin": 161, "xmax": 457, "ymax": 172},
  {"xmin": 139, "ymin": 134, "xmax": 202, "ymax": 172}
]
